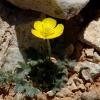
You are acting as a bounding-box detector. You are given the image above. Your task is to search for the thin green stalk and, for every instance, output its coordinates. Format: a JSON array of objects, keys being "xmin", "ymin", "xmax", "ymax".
[{"xmin": 46, "ymin": 39, "xmax": 51, "ymax": 60}]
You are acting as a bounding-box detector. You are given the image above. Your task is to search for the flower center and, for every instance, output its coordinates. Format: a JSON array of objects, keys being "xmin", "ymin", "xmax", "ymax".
[{"xmin": 41, "ymin": 28, "xmax": 54, "ymax": 38}]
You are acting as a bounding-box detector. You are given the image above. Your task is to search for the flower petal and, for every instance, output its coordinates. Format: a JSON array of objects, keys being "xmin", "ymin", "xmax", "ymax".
[
  {"xmin": 54, "ymin": 24, "xmax": 64, "ymax": 36},
  {"xmin": 31, "ymin": 29, "xmax": 44, "ymax": 39},
  {"xmin": 34, "ymin": 21, "xmax": 43, "ymax": 32},
  {"xmin": 45, "ymin": 24, "xmax": 64, "ymax": 39},
  {"xmin": 42, "ymin": 18, "xmax": 57, "ymax": 30}
]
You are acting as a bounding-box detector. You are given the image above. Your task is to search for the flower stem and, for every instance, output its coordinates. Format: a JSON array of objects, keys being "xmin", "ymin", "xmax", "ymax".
[{"xmin": 46, "ymin": 39, "xmax": 51, "ymax": 60}]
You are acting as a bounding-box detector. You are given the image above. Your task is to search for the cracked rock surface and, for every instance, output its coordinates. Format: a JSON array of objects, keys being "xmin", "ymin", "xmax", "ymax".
[{"xmin": 7, "ymin": 0, "xmax": 89, "ymax": 19}]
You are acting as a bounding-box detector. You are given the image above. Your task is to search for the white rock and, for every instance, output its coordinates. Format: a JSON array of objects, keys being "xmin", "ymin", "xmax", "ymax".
[
  {"xmin": 47, "ymin": 90, "xmax": 56, "ymax": 97},
  {"xmin": 80, "ymin": 18, "xmax": 100, "ymax": 53},
  {"xmin": 7, "ymin": 0, "xmax": 89, "ymax": 19}
]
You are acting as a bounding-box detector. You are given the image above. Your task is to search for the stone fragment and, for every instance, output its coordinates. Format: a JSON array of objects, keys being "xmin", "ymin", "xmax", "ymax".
[
  {"xmin": 70, "ymin": 82, "xmax": 79, "ymax": 92},
  {"xmin": 67, "ymin": 74, "xmax": 85, "ymax": 92},
  {"xmin": 78, "ymin": 84, "xmax": 86, "ymax": 92},
  {"xmin": 81, "ymin": 68, "xmax": 93, "ymax": 82},
  {"xmin": 85, "ymin": 83, "xmax": 91, "ymax": 91},
  {"xmin": 36, "ymin": 92, "xmax": 47, "ymax": 100},
  {"xmin": 14, "ymin": 93, "xmax": 25, "ymax": 100},
  {"xmin": 67, "ymin": 74, "xmax": 83, "ymax": 86},
  {"xmin": 47, "ymin": 90, "xmax": 56, "ymax": 97},
  {"xmin": 56, "ymin": 88, "xmax": 72, "ymax": 97},
  {"xmin": 53, "ymin": 97, "xmax": 73, "ymax": 100},
  {"xmin": 84, "ymin": 48, "xmax": 94, "ymax": 57},
  {"xmin": 93, "ymin": 52, "xmax": 100, "ymax": 62}
]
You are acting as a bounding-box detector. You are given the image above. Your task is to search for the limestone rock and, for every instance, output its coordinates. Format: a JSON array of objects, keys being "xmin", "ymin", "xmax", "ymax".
[
  {"xmin": 0, "ymin": 24, "xmax": 24, "ymax": 71},
  {"xmin": 80, "ymin": 18, "xmax": 100, "ymax": 53},
  {"xmin": 7, "ymin": 0, "xmax": 89, "ymax": 19}
]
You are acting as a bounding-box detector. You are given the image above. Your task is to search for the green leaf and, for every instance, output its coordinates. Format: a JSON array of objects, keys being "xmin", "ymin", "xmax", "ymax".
[
  {"xmin": 14, "ymin": 73, "xmax": 25, "ymax": 82},
  {"xmin": 0, "ymin": 76, "xmax": 6, "ymax": 84},
  {"xmin": 26, "ymin": 87, "xmax": 40, "ymax": 97},
  {"xmin": 14, "ymin": 84, "xmax": 25, "ymax": 93},
  {"xmin": 27, "ymin": 59, "xmax": 38, "ymax": 66},
  {"xmin": 0, "ymin": 71, "xmax": 7, "ymax": 84},
  {"xmin": 18, "ymin": 62, "xmax": 29, "ymax": 69},
  {"xmin": 23, "ymin": 68, "xmax": 31, "ymax": 75},
  {"xmin": 67, "ymin": 60, "xmax": 77, "ymax": 69}
]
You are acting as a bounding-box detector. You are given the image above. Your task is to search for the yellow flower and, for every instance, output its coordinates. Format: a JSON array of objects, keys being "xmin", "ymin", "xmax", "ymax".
[{"xmin": 31, "ymin": 18, "xmax": 64, "ymax": 39}]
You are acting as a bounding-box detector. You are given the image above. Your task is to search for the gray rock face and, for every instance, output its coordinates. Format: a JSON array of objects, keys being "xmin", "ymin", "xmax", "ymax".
[
  {"xmin": 80, "ymin": 18, "xmax": 100, "ymax": 53},
  {"xmin": 0, "ymin": 18, "xmax": 24, "ymax": 71},
  {"xmin": 7, "ymin": 0, "xmax": 89, "ymax": 19}
]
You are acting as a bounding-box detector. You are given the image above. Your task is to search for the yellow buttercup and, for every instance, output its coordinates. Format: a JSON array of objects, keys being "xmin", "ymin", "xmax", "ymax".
[{"xmin": 31, "ymin": 18, "xmax": 64, "ymax": 39}]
